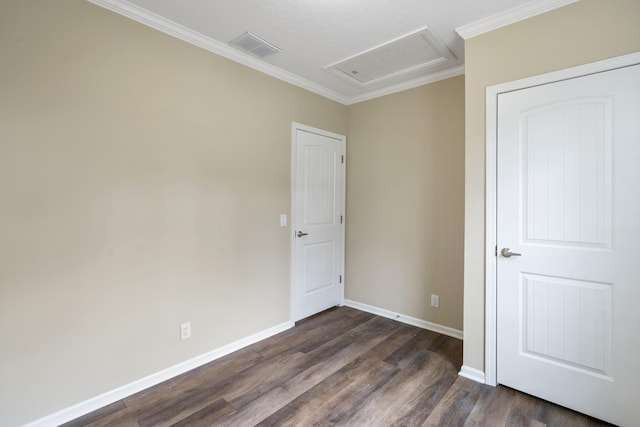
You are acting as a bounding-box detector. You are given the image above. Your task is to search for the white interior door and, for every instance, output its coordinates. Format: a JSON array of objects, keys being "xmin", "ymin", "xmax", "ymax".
[
  {"xmin": 496, "ymin": 64, "xmax": 640, "ymax": 426},
  {"xmin": 291, "ymin": 123, "xmax": 345, "ymax": 322}
]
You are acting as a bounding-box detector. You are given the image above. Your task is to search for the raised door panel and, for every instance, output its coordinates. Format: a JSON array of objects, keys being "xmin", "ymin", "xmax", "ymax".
[
  {"xmin": 303, "ymin": 145, "xmax": 337, "ymax": 227},
  {"xmin": 523, "ymin": 99, "xmax": 612, "ymax": 248}
]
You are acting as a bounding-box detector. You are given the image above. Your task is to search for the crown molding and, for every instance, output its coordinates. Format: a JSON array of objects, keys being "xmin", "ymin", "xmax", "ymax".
[
  {"xmin": 345, "ymin": 64, "xmax": 465, "ymax": 105},
  {"xmin": 87, "ymin": 0, "xmax": 465, "ymax": 105},
  {"xmin": 86, "ymin": 0, "xmax": 350, "ymax": 104},
  {"xmin": 455, "ymin": 0, "xmax": 579, "ymax": 40}
]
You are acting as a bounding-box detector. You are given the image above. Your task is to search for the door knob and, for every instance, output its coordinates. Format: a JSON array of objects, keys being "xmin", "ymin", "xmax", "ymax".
[
  {"xmin": 296, "ymin": 231, "xmax": 309, "ymax": 238},
  {"xmin": 501, "ymin": 248, "xmax": 522, "ymax": 258}
]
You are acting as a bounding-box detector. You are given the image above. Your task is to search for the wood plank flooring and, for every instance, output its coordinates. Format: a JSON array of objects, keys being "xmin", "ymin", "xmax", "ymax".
[{"xmin": 62, "ymin": 307, "xmax": 613, "ymax": 426}]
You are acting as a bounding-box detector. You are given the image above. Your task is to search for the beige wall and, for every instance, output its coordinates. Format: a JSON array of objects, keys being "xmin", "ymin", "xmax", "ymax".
[
  {"xmin": 0, "ymin": 1, "xmax": 346, "ymax": 425},
  {"xmin": 346, "ymin": 76, "xmax": 465, "ymax": 331},
  {"xmin": 463, "ymin": 0, "xmax": 640, "ymax": 372}
]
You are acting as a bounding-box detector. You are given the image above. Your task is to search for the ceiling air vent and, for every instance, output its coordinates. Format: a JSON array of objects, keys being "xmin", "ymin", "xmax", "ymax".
[
  {"xmin": 324, "ymin": 27, "xmax": 456, "ymax": 86},
  {"xmin": 229, "ymin": 32, "xmax": 281, "ymax": 58}
]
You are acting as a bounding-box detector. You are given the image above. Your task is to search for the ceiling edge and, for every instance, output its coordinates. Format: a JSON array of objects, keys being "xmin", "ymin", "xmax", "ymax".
[
  {"xmin": 86, "ymin": 0, "xmax": 350, "ymax": 104},
  {"xmin": 455, "ymin": 0, "xmax": 579, "ymax": 40},
  {"xmin": 344, "ymin": 65, "xmax": 465, "ymax": 105},
  {"xmin": 86, "ymin": 0, "xmax": 465, "ymax": 106}
]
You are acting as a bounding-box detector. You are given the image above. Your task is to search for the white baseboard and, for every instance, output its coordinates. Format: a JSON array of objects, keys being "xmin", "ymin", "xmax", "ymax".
[
  {"xmin": 24, "ymin": 320, "xmax": 294, "ymax": 427},
  {"xmin": 458, "ymin": 365, "xmax": 486, "ymax": 384},
  {"xmin": 344, "ymin": 299, "xmax": 463, "ymax": 340}
]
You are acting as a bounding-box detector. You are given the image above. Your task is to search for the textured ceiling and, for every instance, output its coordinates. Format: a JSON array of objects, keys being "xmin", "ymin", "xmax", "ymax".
[{"xmin": 88, "ymin": 0, "xmax": 577, "ymax": 104}]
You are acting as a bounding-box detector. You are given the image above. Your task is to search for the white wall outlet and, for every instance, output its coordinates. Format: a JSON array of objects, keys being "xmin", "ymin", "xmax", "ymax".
[
  {"xmin": 180, "ymin": 322, "xmax": 191, "ymax": 340},
  {"xmin": 280, "ymin": 213, "xmax": 287, "ymax": 227},
  {"xmin": 431, "ymin": 294, "xmax": 440, "ymax": 308}
]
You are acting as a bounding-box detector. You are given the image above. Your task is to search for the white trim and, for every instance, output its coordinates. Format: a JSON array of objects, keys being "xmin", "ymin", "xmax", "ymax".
[
  {"xmin": 344, "ymin": 299, "xmax": 463, "ymax": 340},
  {"xmin": 86, "ymin": 0, "xmax": 349, "ymax": 105},
  {"xmin": 455, "ymin": 0, "xmax": 578, "ymax": 40},
  {"xmin": 23, "ymin": 320, "xmax": 294, "ymax": 427},
  {"xmin": 485, "ymin": 78, "xmax": 499, "ymax": 387},
  {"xmin": 339, "ymin": 141, "xmax": 346, "ymax": 308},
  {"xmin": 290, "ymin": 123, "xmax": 346, "ymax": 322},
  {"xmin": 86, "ymin": 0, "xmax": 462, "ymax": 106},
  {"xmin": 344, "ymin": 65, "xmax": 465, "ymax": 105},
  {"xmin": 458, "ymin": 365, "xmax": 486, "ymax": 384},
  {"xmin": 484, "ymin": 51, "xmax": 640, "ymax": 387}
]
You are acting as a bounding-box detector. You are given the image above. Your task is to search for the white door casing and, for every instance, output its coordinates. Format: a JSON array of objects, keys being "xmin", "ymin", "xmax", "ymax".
[
  {"xmin": 490, "ymin": 59, "xmax": 640, "ymax": 427},
  {"xmin": 291, "ymin": 123, "xmax": 345, "ymax": 322}
]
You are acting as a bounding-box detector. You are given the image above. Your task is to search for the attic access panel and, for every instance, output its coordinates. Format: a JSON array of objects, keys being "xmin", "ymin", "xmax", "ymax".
[{"xmin": 324, "ymin": 27, "xmax": 455, "ymax": 86}]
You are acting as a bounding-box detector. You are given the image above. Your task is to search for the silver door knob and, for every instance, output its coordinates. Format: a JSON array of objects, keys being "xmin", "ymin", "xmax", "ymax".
[
  {"xmin": 296, "ymin": 231, "xmax": 309, "ymax": 238},
  {"xmin": 501, "ymin": 248, "xmax": 522, "ymax": 257}
]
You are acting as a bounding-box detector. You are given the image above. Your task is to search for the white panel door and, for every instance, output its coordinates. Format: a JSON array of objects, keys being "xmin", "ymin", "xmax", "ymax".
[
  {"xmin": 291, "ymin": 124, "xmax": 345, "ymax": 321},
  {"xmin": 497, "ymin": 64, "xmax": 640, "ymax": 426}
]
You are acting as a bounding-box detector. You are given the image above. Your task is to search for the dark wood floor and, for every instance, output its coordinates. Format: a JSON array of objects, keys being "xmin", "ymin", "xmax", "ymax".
[{"xmin": 63, "ymin": 307, "xmax": 612, "ymax": 426}]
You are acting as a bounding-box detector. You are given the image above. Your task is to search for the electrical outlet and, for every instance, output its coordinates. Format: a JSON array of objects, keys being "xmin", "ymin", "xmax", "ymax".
[
  {"xmin": 181, "ymin": 322, "xmax": 191, "ymax": 340},
  {"xmin": 431, "ymin": 294, "xmax": 440, "ymax": 308}
]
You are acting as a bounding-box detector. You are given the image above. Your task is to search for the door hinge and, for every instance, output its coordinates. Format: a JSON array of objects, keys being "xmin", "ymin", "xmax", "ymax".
[
  {"xmin": 495, "ymin": 245, "xmax": 498, "ymax": 257},
  {"xmin": 339, "ymin": 275, "xmax": 342, "ymax": 284},
  {"xmin": 340, "ymin": 215, "xmax": 343, "ymax": 224},
  {"xmin": 341, "ymin": 155, "xmax": 344, "ymax": 164}
]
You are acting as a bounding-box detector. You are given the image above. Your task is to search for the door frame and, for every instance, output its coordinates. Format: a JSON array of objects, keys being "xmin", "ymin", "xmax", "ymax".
[
  {"xmin": 290, "ymin": 122, "xmax": 346, "ymax": 322},
  {"xmin": 484, "ymin": 51, "xmax": 640, "ymax": 387}
]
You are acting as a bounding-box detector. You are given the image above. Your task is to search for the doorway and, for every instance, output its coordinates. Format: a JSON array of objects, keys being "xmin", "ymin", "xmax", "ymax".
[
  {"xmin": 486, "ymin": 53, "xmax": 640, "ymax": 426},
  {"xmin": 290, "ymin": 123, "xmax": 346, "ymax": 321}
]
